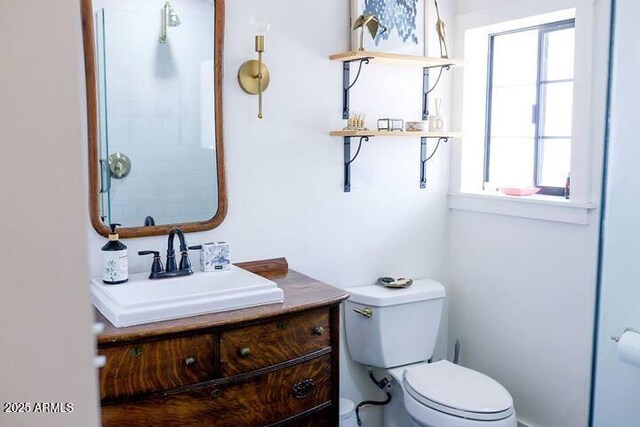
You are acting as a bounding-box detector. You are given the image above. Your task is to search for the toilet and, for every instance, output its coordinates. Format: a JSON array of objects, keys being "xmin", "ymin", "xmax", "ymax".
[{"xmin": 345, "ymin": 280, "xmax": 517, "ymax": 427}]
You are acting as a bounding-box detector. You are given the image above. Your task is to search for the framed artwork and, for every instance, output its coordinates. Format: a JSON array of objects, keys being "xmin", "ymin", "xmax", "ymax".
[{"xmin": 350, "ymin": 0, "xmax": 428, "ymax": 55}]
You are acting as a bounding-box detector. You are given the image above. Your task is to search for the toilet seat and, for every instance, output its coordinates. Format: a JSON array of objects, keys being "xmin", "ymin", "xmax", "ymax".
[{"xmin": 403, "ymin": 360, "xmax": 514, "ymax": 421}]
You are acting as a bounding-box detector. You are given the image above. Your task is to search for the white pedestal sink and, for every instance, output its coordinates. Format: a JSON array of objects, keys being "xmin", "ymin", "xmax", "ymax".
[{"xmin": 91, "ymin": 265, "xmax": 284, "ymax": 327}]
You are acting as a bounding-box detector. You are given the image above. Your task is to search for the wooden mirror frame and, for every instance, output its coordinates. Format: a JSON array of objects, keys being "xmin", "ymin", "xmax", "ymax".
[{"xmin": 80, "ymin": 0, "xmax": 227, "ymax": 238}]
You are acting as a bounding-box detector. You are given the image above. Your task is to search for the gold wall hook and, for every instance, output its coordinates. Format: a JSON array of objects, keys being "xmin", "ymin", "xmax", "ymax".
[
  {"xmin": 434, "ymin": 0, "xmax": 449, "ymax": 59},
  {"xmin": 238, "ymin": 35, "xmax": 270, "ymax": 119}
]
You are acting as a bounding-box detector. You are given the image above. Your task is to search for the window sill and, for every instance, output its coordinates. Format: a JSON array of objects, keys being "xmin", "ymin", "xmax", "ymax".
[{"xmin": 447, "ymin": 192, "xmax": 598, "ymax": 225}]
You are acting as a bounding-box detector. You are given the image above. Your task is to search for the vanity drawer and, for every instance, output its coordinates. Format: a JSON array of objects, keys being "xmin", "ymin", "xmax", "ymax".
[
  {"xmin": 219, "ymin": 309, "xmax": 330, "ymax": 376},
  {"xmin": 101, "ymin": 355, "xmax": 332, "ymax": 427},
  {"xmin": 288, "ymin": 409, "xmax": 331, "ymax": 427},
  {"xmin": 99, "ymin": 335, "xmax": 216, "ymax": 400}
]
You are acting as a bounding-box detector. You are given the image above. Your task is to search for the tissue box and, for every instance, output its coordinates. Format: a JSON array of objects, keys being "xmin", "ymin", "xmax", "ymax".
[{"xmin": 200, "ymin": 242, "xmax": 230, "ymax": 272}]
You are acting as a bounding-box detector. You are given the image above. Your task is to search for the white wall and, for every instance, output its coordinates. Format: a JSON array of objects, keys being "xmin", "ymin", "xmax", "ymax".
[
  {"xmin": 84, "ymin": 0, "xmax": 454, "ymax": 425},
  {"xmin": 449, "ymin": 213, "xmax": 600, "ymax": 426},
  {"xmin": 0, "ymin": 1, "xmax": 100, "ymax": 426},
  {"xmin": 592, "ymin": 0, "xmax": 640, "ymax": 424},
  {"xmin": 448, "ymin": 0, "xmax": 611, "ymax": 426}
]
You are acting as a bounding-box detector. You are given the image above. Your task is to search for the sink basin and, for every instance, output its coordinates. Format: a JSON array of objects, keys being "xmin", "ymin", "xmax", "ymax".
[{"xmin": 91, "ymin": 265, "xmax": 284, "ymax": 327}]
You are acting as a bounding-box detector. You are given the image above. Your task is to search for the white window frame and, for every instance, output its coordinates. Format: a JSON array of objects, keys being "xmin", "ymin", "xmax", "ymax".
[
  {"xmin": 484, "ymin": 19, "xmax": 575, "ymax": 196},
  {"xmin": 448, "ymin": 3, "xmax": 610, "ymax": 224}
]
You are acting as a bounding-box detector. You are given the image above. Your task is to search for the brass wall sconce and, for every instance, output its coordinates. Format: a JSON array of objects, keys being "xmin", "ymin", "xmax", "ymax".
[{"xmin": 237, "ymin": 20, "xmax": 271, "ymax": 119}]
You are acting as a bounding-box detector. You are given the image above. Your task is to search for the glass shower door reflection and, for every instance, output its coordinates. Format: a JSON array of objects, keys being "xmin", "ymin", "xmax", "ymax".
[
  {"xmin": 591, "ymin": 1, "xmax": 640, "ymax": 425},
  {"xmin": 96, "ymin": 8, "xmax": 112, "ymax": 225}
]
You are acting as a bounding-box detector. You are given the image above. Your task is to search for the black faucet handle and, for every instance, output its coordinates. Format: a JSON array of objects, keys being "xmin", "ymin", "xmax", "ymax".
[
  {"xmin": 179, "ymin": 250, "xmax": 192, "ymax": 273},
  {"xmin": 138, "ymin": 250, "xmax": 160, "ymax": 256},
  {"xmin": 138, "ymin": 251, "xmax": 164, "ymax": 278}
]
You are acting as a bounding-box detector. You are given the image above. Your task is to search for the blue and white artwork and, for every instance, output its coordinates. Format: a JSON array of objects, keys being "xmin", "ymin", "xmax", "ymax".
[{"xmin": 351, "ymin": 0, "xmax": 425, "ymax": 55}]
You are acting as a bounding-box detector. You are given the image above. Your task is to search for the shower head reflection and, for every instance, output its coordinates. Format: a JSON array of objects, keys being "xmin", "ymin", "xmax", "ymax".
[{"xmin": 159, "ymin": 1, "xmax": 180, "ymax": 43}]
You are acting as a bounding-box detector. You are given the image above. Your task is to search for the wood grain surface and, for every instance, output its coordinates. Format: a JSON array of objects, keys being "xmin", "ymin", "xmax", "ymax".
[
  {"xmin": 284, "ymin": 409, "xmax": 331, "ymax": 427},
  {"xmin": 235, "ymin": 257, "xmax": 289, "ymax": 279},
  {"xmin": 99, "ymin": 335, "xmax": 216, "ymax": 400},
  {"xmin": 101, "ymin": 355, "xmax": 332, "ymax": 427},
  {"xmin": 96, "ymin": 260, "xmax": 348, "ymax": 426},
  {"xmin": 219, "ymin": 308, "xmax": 330, "ymax": 377}
]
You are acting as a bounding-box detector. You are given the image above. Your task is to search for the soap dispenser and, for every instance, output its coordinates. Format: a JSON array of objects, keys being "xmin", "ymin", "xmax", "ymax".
[{"xmin": 102, "ymin": 223, "xmax": 129, "ymax": 285}]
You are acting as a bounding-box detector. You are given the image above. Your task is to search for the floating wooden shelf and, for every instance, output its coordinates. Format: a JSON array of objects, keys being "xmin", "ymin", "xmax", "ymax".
[
  {"xmin": 329, "ymin": 51, "xmax": 465, "ymax": 68},
  {"xmin": 330, "ymin": 51, "xmax": 465, "ymax": 192},
  {"xmin": 329, "ymin": 130, "xmax": 463, "ymax": 139}
]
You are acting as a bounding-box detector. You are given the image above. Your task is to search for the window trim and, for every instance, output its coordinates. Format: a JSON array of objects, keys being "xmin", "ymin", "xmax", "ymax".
[
  {"xmin": 484, "ymin": 18, "xmax": 576, "ymax": 196},
  {"xmin": 448, "ymin": 191, "xmax": 597, "ymax": 225}
]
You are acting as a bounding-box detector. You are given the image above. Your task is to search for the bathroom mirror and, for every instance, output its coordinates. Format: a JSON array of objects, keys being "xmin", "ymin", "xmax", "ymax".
[{"xmin": 81, "ymin": 0, "xmax": 226, "ymax": 238}]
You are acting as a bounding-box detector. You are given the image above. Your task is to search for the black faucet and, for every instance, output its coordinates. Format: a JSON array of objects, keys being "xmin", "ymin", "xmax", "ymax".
[
  {"xmin": 167, "ymin": 228, "xmax": 192, "ymax": 273},
  {"xmin": 138, "ymin": 227, "xmax": 193, "ymax": 280}
]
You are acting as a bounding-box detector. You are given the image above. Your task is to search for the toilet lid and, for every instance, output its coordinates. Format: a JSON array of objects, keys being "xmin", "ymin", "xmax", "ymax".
[{"xmin": 403, "ymin": 361, "xmax": 514, "ymax": 421}]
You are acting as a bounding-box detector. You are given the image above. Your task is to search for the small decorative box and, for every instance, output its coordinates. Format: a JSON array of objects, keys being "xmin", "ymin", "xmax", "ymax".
[
  {"xmin": 377, "ymin": 118, "xmax": 404, "ymax": 132},
  {"xmin": 199, "ymin": 242, "xmax": 230, "ymax": 272}
]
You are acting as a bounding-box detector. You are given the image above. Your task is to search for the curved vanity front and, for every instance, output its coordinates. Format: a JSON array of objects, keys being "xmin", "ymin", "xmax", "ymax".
[{"xmin": 95, "ymin": 258, "xmax": 348, "ymax": 427}]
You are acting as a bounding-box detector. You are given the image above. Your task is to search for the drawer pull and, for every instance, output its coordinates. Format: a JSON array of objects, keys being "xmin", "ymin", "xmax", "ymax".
[
  {"xmin": 184, "ymin": 356, "xmax": 197, "ymax": 367},
  {"xmin": 312, "ymin": 326, "xmax": 324, "ymax": 336},
  {"xmin": 292, "ymin": 379, "xmax": 315, "ymax": 399},
  {"xmin": 129, "ymin": 348, "xmax": 143, "ymax": 357},
  {"xmin": 209, "ymin": 389, "xmax": 221, "ymax": 399},
  {"xmin": 238, "ymin": 347, "xmax": 251, "ymax": 358}
]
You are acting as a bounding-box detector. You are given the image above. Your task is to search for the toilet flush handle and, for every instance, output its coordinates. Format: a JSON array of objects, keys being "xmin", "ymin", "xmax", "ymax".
[{"xmin": 353, "ymin": 307, "xmax": 373, "ymax": 318}]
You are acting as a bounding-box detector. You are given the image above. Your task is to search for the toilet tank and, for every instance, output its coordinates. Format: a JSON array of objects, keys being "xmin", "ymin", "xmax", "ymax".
[{"xmin": 345, "ymin": 280, "xmax": 445, "ymax": 368}]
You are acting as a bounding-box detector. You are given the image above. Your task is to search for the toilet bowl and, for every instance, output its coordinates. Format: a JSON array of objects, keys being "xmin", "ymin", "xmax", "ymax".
[
  {"xmin": 386, "ymin": 361, "xmax": 516, "ymax": 427},
  {"xmin": 345, "ymin": 280, "xmax": 517, "ymax": 427}
]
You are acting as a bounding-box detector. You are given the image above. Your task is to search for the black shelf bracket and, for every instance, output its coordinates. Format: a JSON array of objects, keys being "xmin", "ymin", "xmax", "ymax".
[
  {"xmin": 422, "ymin": 65, "xmax": 452, "ymax": 120},
  {"xmin": 343, "ymin": 136, "xmax": 370, "ymax": 192},
  {"xmin": 420, "ymin": 137, "xmax": 428, "ymax": 188},
  {"xmin": 420, "ymin": 137, "xmax": 449, "ymax": 189},
  {"xmin": 343, "ymin": 59, "xmax": 371, "ymax": 119},
  {"xmin": 422, "ymin": 68, "xmax": 430, "ymax": 120},
  {"xmin": 337, "ymin": 58, "xmax": 456, "ymax": 192}
]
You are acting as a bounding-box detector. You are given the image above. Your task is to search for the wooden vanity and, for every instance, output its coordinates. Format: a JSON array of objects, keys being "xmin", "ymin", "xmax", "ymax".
[{"xmin": 95, "ymin": 258, "xmax": 349, "ymax": 426}]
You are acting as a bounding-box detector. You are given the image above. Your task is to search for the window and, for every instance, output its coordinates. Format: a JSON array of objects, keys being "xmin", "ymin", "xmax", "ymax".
[{"xmin": 484, "ymin": 19, "xmax": 575, "ymax": 196}]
